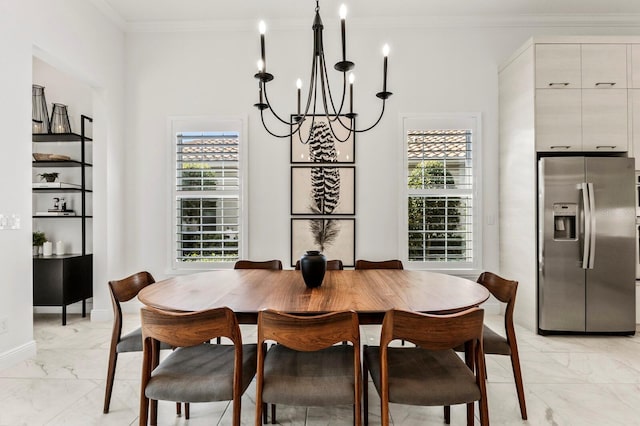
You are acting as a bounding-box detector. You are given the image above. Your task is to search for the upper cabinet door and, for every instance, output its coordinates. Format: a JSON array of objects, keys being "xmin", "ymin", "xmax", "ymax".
[
  {"xmin": 581, "ymin": 44, "xmax": 628, "ymax": 89},
  {"xmin": 535, "ymin": 44, "xmax": 581, "ymax": 89},
  {"xmin": 631, "ymin": 45, "xmax": 640, "ymax": 88}
]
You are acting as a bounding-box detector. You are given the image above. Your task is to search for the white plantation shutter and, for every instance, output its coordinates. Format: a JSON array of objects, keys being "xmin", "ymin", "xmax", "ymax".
[
  {"xmin": 403, "ymin": 115, "xmax": 480, "ymax": 269},
  {"xmin": 175, "ymin": 131, "xmax": 240, "ymax": 263}
]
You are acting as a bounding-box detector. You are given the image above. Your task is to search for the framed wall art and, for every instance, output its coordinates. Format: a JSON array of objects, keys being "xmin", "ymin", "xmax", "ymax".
[
  {"xmin": 291, "ymin": 218, "xmax": 355, "ymax": 267},
  {"xmin": 290, "ymin": 114, "xmax": 355, "ymax": 164},
  {"xmin": 291, "ymin": 166, "xmax": 355, "ymax": 215}
]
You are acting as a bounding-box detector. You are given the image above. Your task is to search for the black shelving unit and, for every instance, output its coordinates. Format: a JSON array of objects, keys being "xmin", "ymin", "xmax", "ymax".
[{"xmin": 32, "ymin": 115, "xmax": 93, "ymax": 325}]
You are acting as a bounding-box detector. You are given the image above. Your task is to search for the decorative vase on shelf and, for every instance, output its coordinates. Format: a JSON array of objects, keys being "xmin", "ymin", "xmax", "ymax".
[
  {"xmin": 299, "ymin": 250, "xmax": 327, "ymax": 288},
  {"xmin": 32, "ymin": 85, "xmax": 50, "ymax": 134},
  {"xmin": 50, "ymin": 103, "xmax": 72, "ymax": 134}
]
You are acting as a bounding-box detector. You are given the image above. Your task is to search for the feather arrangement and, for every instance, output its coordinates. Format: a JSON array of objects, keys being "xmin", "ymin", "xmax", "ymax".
[
  {"xmin": 308, "ymin": 121, "xmax": 341, "ymax": 214},
  {"xmin": 309, "ymin": 219, "xmax": 340, "ymax": 252},
  {"xmin": 308, "ymin": 121, "xmax": 341, "ymax": 251}
]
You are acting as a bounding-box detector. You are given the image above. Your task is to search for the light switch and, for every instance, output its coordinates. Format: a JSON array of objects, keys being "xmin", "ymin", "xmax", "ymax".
[{"xmin": 0, "ymin": 214, "xmax": 20, "ymax": 230}]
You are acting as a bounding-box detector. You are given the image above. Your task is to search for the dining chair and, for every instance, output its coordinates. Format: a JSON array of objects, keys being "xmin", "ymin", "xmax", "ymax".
[
  {"xmin": 104, "ymin": 271, "xmax": 176, "ymax": 414},
  {"xmin": 294, "ymin": 259, "xmax": 344, "ymax": 270},
  {"xmin": 139, "ymin": 306, "xmax": 258, "ymax": 426},
  {"xmin": 354, "ymin": 259, "xmax": 403, "ymax": 270},
  {"xmin": 473, "ymin": 271, "xmax": 527, "ymax": 419},
  {"xmin": 363, "ymin": 308, "xmax": 489, "ymax": 426},
  {"xmin": 255, "ymin": 309, "xmax": 362, "ymax": 425},
  {"xmin": 234, "ymin": 259, "xmax": 283, "ymax": 270}
]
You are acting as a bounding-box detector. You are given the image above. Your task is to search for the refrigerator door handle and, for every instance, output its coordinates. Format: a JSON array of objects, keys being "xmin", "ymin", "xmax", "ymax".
[
  {"xmin": 581, "ymin": 182, "xmax": 591, "ymax": 269},
  {"xmin": 587, "ymin": 182, "xmax": 596, "ymax": 269}
]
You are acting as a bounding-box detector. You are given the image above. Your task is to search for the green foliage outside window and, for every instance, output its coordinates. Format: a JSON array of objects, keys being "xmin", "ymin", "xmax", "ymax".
[{"xmin": 408, "ymin": 160, "xmax": 465, "ymax": 261}]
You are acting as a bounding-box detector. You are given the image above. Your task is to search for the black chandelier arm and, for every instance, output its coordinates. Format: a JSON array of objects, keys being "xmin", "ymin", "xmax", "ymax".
[
  {"xmin": 262, "ymin": 83, "xmax": 299, "ymax": 126},
  {"xmin": 350, "ymin": 98, "xmax": 388, "ymax": 133},
  {"xmin": 320, "ymin": 49, "xmax": 347, "ymax": 121},
  {"xmin": 259, "ymin": 108, "xmax": 306, "ymax": 139}
]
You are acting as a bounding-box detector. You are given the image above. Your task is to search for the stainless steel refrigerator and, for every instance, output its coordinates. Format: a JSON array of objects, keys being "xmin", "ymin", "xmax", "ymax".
[{"xmin": 538, "ymin": 156, "xmax": 636, "ymax": 335}]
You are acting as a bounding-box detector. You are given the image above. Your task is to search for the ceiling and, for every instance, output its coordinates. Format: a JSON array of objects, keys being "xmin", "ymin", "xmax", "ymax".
[{"xmin": 97, "ymin": 0, "xmax": 640, "ymax": 24}]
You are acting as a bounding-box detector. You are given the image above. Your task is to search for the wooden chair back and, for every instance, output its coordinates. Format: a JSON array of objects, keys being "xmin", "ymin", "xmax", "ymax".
[
  {"xmin": 258, "ymin": 309, "xmax": 359, "ymax": 351},
  {"xmin": 380, "ymin": 308, "xmax": 484, "ymax": 351},
  {"xmin": 140, "ymin": 305, "xmax": 242, "ymax": 348},
  {"xmin": 234, "ymin": 259, "xmax": 283, "ymax": 270},
  {"xmin": 477, "ymin": 271, "xmax": 518, "ymax": 319},
  {"xmin": 108, "ymin": 271, "xmax": 155, "ymax": 344},
  {"xmin": 294, "ymin": 259, "xmax": 344, "ymax": 271},
  {"xmin": 354, "ymin": 259, "xmax": 404, "ymax": 270}
]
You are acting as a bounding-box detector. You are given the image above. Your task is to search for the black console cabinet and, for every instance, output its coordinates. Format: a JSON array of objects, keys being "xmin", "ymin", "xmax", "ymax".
[{"xmin": 33, "ymin": 254, "xmax": 93, "ymax": 325}]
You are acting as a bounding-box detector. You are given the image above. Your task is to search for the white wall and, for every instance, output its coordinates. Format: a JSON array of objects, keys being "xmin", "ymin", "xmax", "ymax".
[{"xmin": 0, "ymin": 0, "xmax": 125, "ymax": 369}]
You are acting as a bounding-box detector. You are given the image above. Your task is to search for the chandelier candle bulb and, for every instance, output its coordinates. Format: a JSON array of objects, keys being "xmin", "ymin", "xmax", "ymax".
[
  {"xmin": 383, "ymin": 44, "xmax": 390, "ymax": 93},
  {"xmin": 296, "ymin": 78, "xmax": 302, "ymax": 115},
  {"xmin": 339, "ymin": 4, "xmax": 347, "ymax": 61},
  {"xmin": 349, "ymin": 73, "xmax": 355, "ymax": 114},
  {"xmin": 259, "ymin": 21, "xmax": 266, "ymax": 70}
]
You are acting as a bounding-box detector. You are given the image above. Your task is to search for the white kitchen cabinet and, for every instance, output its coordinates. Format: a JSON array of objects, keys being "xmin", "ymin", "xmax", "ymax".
[
  {"xmin": 581, "ymin": 44, "xmax": 628, "ymax": 89},
  {"xmin": 582, "ymin": 89, "xmax": 628, "ymax": 151},
  {"xmin": 631, "ymin": 45, "xmax": 640, "ymax": 88},
  {"xmin": 535, "ymin": 89, "xmax": 582, "ymax": 151},
  {"xmin": 535, "ymin": 44, "xmax": 581, "ymax": 89}
]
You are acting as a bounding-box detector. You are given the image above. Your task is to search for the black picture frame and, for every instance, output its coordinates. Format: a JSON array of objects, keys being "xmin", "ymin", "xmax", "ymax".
[
  {"xmin": 290, "ymin": 218, "xmax": 355, "ymax": 267},
  {"xmin": 290, "ymin": 114, "xmax": 355, "ymax": 164},
  {"xmin": 290, "ymin": 166, "xmax": 355, "ymax": 215}
]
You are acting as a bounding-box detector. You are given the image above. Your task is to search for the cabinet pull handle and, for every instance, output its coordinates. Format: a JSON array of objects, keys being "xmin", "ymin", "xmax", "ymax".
[
  {"xmin": 595, "ymin": 82, "xmax": 616, "ymax": 86},
  {"xmin": 548, "ymin": 82, "xmax": 569, "ymax": 87},
  {"xmin": 596, "ymin": 145, "xmax": 616, "ymax": 149},
  {"xmin": 550, "ymin": 146, "xmax": 571, "ymax": 149}
]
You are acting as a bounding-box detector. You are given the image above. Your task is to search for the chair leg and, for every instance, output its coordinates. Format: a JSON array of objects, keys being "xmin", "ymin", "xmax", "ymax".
[
  {"xmin": 444, "ymin": 406, "xmax": 450, "ymax": 424},
  {"xmin": 271, "ymin": 403, "xmax": 276, "ymax": 424},
  {"xmin": 150, "ymin": 399, "xmax": 158, "ymax": 425},
  {"xmin": 103, "ymin": 350, "xmax": 118, "ymax": 413},
  {"xmin": 262, "ymin": 403, "xmax": 267, "ymax": 424},
  {"xmin": 139, "ymin": 394, "xmax": 149, "ymax": 426},
  {"xmin": 466, "ymin": 402, "xmax": 474, "ymax": 426},
  {"xmin": 185, "ymin": 402, "xmax": 190, "ymax": 419},
  {"xmin": 363, "ymin": 362, "xmax": 369, "ymax": 426},
  {"xmin": 510, "ymin": 351, "xmax": 528, "ymax": 419},
  {"xmin": 176, "ymin": 402, "xmax": 181, "ymax": 416}
]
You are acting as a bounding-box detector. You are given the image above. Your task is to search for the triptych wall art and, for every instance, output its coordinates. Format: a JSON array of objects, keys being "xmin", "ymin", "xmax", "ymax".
[{"xmin": 290, "ymin": 115, "xmax": 356, "ymax": 267}]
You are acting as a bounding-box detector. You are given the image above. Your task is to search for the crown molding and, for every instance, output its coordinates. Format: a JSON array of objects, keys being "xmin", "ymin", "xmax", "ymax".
[
  {"xmin": 122, "ymin": 13, "xmax": 640, "ymax": 33},
  {"xmin": 88, "ymin": 0, "xmax": 127, "ymax": 31}
]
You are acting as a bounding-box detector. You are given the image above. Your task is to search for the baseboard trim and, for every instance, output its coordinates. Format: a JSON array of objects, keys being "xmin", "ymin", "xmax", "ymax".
[{"xmin": 0, "ymin": 340, "xmax": 37, "ymax": 371}]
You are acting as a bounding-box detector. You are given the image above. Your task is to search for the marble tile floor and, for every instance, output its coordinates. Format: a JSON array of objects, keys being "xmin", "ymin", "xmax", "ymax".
[{"xmin": 1, "ymin": 313, "xmax": 640, "ymax": 425}]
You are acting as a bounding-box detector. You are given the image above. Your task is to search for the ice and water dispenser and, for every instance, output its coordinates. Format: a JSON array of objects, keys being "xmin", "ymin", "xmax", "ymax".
[{"xmin": 553, "ymin": 203, "xmax": 576, "ymax": 240}]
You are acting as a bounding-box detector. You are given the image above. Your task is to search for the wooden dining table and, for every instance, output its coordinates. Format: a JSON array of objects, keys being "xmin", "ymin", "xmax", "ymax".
[{"xmin": 138, "ymin": 269, "xmax": 490, "ymax": 324}]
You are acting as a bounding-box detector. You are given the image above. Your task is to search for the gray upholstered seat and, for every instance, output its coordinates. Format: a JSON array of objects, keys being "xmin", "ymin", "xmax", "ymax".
[
  {"xmin": 145, "ymin": 343, "xmax": 257, "ymax": 403},
  {"xmin": 482, "ymin": 325, "xmax": 511, "ymax": 355},
  {"xmin": 116, "ymin": 327, "xmax": 171, "ymax": 353},
  {"xmin": 364, "ymin": 347, "xmax": 480, "ymax": 406},
  {"xmin": 262, "ymin": 345, "xmax": 355, "ymax": 406}
]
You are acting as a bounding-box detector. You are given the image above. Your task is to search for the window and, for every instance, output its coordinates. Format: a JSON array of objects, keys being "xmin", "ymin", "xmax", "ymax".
[
  {"xmin": 402, "ymin": 115, "xmax": 481, "ymax": 270},
  {"xmin": 171, "ymin": 117, "xmax": 246, "ymax": 269}
]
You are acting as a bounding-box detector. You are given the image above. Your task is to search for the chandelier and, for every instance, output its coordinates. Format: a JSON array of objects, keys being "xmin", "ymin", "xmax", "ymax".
[{"xmin": 253, "ymin": 0, "xmax": 392, "ymax": 143}]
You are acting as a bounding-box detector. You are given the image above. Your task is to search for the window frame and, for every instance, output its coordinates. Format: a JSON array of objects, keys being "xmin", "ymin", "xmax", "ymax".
[
  {"xmin": 399, "ymin": 113, "xmax": 483, "ymax": 274},
  {"xmin": 168, "ymin": 115, "xmax": 248, "ymax": 271}
]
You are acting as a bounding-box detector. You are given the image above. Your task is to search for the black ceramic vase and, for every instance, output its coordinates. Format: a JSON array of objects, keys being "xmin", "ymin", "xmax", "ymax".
[{"xmin": 300, "ymin": 250, "xmax": 327, "ymax": 288}]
